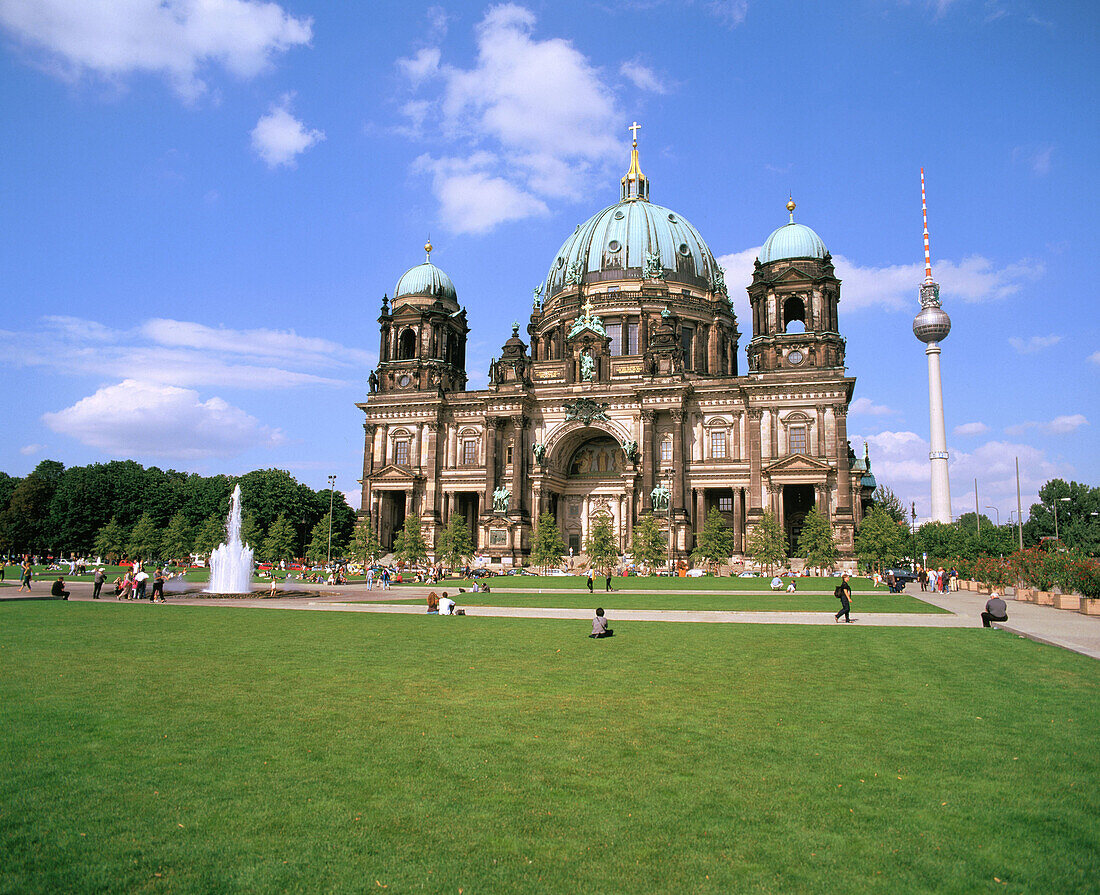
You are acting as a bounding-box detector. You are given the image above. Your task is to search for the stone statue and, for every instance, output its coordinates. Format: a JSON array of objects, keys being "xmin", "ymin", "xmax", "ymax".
[
  {"xmin": 493, "ymin": 485, "xmax": 511, "ymax": 513},
  {"xmin": 643, "ymin": 250, "xmax": 663, "ymax": 279},
  {"xmin": 532, "ymin": 442, "xmax": 547, "ymax": 465},
  {"xmin": 651, "ymin": 484, "xmax": 671, "ymax": 511},
  {"xmin": 532, "ymin": 283, "xmax": 543, "ymax": 309},
  {"xmin": 580, "ymin": 349, "xmax": 595, "ymax": 381},
  {"xmin": 488, "ymin": 358, "xmax": 498, "ymax": 384},
  {"xmin": 368, "ymin": 370, "xmax": 379, "ymax": 394},
  {"xmin": 621, "ymin": 439, "xmax": 638, "ymax": 462},
  {"xmin": 564, "ymin": 260, "xmax": 583, "ymax": 286},
  {"xmin": 711, "ymin": 265, "xmax": 727, "ymax": 295}
]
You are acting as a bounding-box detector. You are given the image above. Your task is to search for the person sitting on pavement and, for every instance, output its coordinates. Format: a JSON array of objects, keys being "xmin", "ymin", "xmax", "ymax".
[
  {"xmin": 981, "ymin": 592, "xmax": 1008, "ymax": 628},
  {"xmin": 589, "ymin": 607, "xmax": 614, "ymax": 639},
  {"xmin": 51, "ymin": 576, "xmax": 70, "ymax": 600}
]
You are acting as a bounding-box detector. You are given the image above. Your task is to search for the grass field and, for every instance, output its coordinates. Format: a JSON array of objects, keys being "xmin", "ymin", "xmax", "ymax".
[
  {"xmin": 363, "ymin": 590, "xmax": 946, "ymax": 613},
  {"xmin": 2, "ymin": 603, "xmax": 1096, "ymax": 893}
]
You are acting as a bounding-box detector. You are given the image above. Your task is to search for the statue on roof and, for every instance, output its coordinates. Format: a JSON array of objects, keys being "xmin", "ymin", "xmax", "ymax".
[
  {"xmin": 644, "ymin": 250, "xmax": 663, "ymax": 279},
  {"xmin": 580, "ymin": 349, "xmax": 595, "ymax": 381}
]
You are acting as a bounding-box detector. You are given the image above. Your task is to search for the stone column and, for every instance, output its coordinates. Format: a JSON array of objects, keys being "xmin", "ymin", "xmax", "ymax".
[
  {"xmin": 376, "ymin": 424, "xmax": 388, "ymax": 467},
  {"xmin": 733, "ymin": 487, "xmax": 744, "ymax": 553},
  {"xmin": 483, "ymin": 419, "xmax": 498, "ymax": 513},
  {"xmin": 707, "ymin": 322, "xmax": 719, "ymax": 375},
  {"xmin": 816, "ymin": 405, "xmax": 827, "ymax": 458},
  {"xmin": 624, "ymin": 488, "xmax": 634, "ymax": 546},
  {"xmin": 510, "ymin": 416, "xmax": 525, "ymax": 516},
  {"xmin": 694, "ymin": 414, "xmax": 704, "ymax": 461},
  {"xmin": 670, "ymin": 409, "xmax": 685, "ymax": 511},
  {"xmin": 641, "ymin": 410, "xmax": 655, "ymax": 511},
  {"xmin": 732, "ymin": 411, "xmax": 742, "ymax": 461},
  {"xmin": 748, "ymin": 409, "xmax": 763, "ymax": 511},
  {"xmin": 694, "ymin": 488, "xmax": 705, "ymax": 533},
  {"xmin": 834, "ymin": 405, "xmax": 852, "ymax": 513},
  {"xmin": 770, "ymin": 409, "xmax": 779, "ymax": 459},
  {"xmin": 424, "ymin": 422, "xmax": 441, "ymax": 518},
  {"xmin": 405, "ymin": 487, "xmax": 415, "ymax": 522}
]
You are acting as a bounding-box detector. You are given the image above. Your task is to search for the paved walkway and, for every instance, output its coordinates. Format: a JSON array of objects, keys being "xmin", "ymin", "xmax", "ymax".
[{"xmin": 6, "ymin": 580, "xmax": 1099, "ymax": 660}]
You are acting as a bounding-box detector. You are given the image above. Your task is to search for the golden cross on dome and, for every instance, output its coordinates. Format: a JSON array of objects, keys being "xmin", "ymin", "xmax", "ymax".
[
  {"xmin": 583, "ymin": 296, "xmax": 593, "ymax": 319},
  {"xmin": 629, "ymin": 121, "xmax": 641, "ymax": 147}
]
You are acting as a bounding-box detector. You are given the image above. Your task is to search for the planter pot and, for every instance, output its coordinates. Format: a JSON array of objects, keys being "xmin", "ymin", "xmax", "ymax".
[
  {"xmin": 1035, "ymin": 590, "xmax": 1055, "ymax": 606},
  {"xmin": 1015, "ymin": 587, "xmax": 1033, "ymax": 600},
  {"xmin": 977, "ymin": 585, "xmax": 991, "ymax": 595},
  {"xmin": 1080, "ymin": 598, "xmax": 1100, "ymax": 616},
  {"xmin": 1054, "ymin": 593, "xmax": 1081, "ymax": 611}
]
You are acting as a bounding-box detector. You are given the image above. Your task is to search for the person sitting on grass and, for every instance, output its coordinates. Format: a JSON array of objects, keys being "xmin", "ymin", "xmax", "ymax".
[
  {"xmin": 438, "ymin": 592, "xmax": 456, "ymax": 616},
  {"xmin": 427, "ymin": 591, "xmax": 439, "ymax": 614},
  {"xmin": 51, "ymin": 576, "xmax": 70, "ymax": 600},
  {"xmin": 981, "ymin": 592, "xmax": 1008, "ymax": 628},
  {"xmin": 589, "ymin": 607, "xmax": 613, "ymax": 638},
  {"xmin": 786, "ymin": 579, "xmax": 796, "ymax": 593}
]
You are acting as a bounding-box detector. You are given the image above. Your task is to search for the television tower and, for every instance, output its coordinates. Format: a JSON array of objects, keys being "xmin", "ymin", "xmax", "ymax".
[{"xmin": 912, "ymin": 169, "xmax": 953, "ymax": 522}]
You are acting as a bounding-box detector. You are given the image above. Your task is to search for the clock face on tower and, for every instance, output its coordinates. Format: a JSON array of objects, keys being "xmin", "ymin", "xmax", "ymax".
[
  {"xmin": 399, "ymin": 374, "xmax": 412, "ymax": 388},
  {"xmin": 787, "ymin": 349, "xmax": 804, "ymax": 366}
]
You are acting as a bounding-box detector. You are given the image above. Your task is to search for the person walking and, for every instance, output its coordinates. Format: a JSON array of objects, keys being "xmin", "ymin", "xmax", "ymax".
[
  {"xmin": 586, "ymin": 568, "xmax": 594, "ymax": 593},
  {"xmin": 605, "ymin": 573, "xmax": 613, "ymax": 592},
  {"xmin": 834, "ymin": 573, "xmax": 853, "ymax": 623},
  {"xmin": 151, "ymin": 568, "xmax": 166, "ymax": 603},
  {"xmin": 18, "ymin": 560, "xmax": 32, "ymax": 592},
  {"xmin": 92, "ymin": 567, "xmax": 105, "ymax": 599}
]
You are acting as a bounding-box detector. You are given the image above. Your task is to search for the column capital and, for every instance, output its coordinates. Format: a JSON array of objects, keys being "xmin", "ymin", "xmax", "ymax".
[
  {"xmin": 833, "ymin": 404, "xmax": 848, "ymax": 421},
  {"xmin": 486, "ymin": 417, "xmax": 500, "ymax": 431},
  {"xmin": 747, "ymin": 407, "xmax": 764, "ymax": 421},
  {"xmin": 670, "ymin": 408, "xmax": 684, "ymax": 424},
  {"xmin": 641, "ymin": 409, "xmax": 656, "ymax": 423}
]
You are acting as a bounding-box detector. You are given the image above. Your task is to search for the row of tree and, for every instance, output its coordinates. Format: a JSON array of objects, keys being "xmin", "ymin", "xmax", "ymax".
[{"xmin": 0, "ymin": 459, "xmax": 357, "ymax": 561}]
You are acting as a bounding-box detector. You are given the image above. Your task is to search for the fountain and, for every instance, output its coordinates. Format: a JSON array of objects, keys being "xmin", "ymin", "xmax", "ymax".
[{"xmin": 207, "ymin": 485, "xmax": 254, "ymax": 594}]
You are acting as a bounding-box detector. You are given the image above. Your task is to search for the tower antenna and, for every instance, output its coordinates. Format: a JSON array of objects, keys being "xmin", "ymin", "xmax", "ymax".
[{"xmin": 921, "ymin": 168, "xmax": 932, "ymax": 283}]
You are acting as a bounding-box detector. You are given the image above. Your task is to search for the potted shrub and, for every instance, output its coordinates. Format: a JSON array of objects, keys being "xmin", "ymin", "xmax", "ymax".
[{"xmin": 1072, "ymin": 558, "xmax": 1100, "ymax": 615}]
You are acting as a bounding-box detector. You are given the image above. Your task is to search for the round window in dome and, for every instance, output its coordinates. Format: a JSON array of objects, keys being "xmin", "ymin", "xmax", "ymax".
[
  {"xmin": 614, "ymin": 210, "xmax": 625, "ymax": 220},
  {"xmin": 556, "ymin": 257, "xmax": 564, "ymax": 268},
  {"xmin": 668, "ymin": 213, "xmax": 677, "ymax": 223},
  {"xmin": 678, "ymin": 243, "xmax": 691, "ymax": 256},
  {"xmin": 607, "ymin": 240, "xmax": 621, "ymax": 253}
]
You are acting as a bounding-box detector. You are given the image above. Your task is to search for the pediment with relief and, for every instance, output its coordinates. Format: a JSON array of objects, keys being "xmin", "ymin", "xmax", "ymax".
[
  {"xmin": 763, "ymin": 453, "xmax": 831, "ymax": 475},
  {"xmin": 369, "ymin": 464, "xmax": 422, "ymax": 483}
]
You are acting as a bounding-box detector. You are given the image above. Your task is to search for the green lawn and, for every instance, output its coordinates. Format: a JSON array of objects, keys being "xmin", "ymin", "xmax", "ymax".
[
  {"xmin": 364, "ymin": 590, "xmax": 946, "ymax": 613},
  {"xmin": 2, "ymin": 604, "xmax": 1096, "ymax": 893}
]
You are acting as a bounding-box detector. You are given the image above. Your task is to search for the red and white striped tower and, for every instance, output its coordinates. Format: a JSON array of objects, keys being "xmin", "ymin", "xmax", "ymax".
[{"xmin": 912, "ymin": 168, "xmax": 953, "ymax": 522}]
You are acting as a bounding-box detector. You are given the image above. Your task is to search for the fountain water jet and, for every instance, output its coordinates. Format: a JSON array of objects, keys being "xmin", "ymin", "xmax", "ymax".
[{"xmin": 207, "ymin": 485, "xmax": 254, "ymax": 593}]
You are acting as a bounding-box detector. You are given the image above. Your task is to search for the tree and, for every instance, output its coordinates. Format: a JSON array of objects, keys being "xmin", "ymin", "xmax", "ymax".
[
  {"xmin": 240, "ymin": 513, "xmax": 263, "ymax": 552},
  {"xmin": 193, "ymin": 514, "xmax": 227, "ymax": 557},
  {"xmin": 872, "ymin": 484, "xmax": 907, "ymax": 524},
  {"xmin": 393, "ymin": 514, "xmax": 428, "ymax": 566},
  {"xmin": 161, "ymin": 512, "xmax": 193, "ymax": 561},
  {"xmin": 631, "ymin": 513, "xmax": 666, "ymax": 572},
  {"xmin": 262, "ymin": 514, "xmax": 298, "ymax": 563},
  {"xmin": 585, "ymin": 517, "xmax": 618, "ymax": 575},
  {"xmin": 436, "ymin": 512, "xmax": 474, "ymax": 571},
  {"xmin": 348, "ymin": 517, "xmax": 383, "ymax": 568},
  {"xmin": 691, "ymin": 507, "xmax": 735, "ymax": 569},
  {"xmin": 855, "ymin": 505, "xmax": 908, "ymax": 572},
  {"xmin": 306, "ymin": 514, "xmax": 335, "ymax": 564},
  {"xmin": 747, "ymin": 511, "xmax": 787, "ymax": 573},
  {"xmin": 127, "ymin": 513, "xmax": 161, "ymax": 561},
  {"xmin": 795, "ymin": 506, "xmax": 838, "ymax": 573},
  {"xmin": 1023, "ymin": 479, "xmax": 1100, "ymax": 555},
  {"xmin": 94, "ymin": 517, "xmax": 129, "ymax": 564},
  {"xmin": 5, "ymin": 459, "xmax": 65, "ymax": 554},
  {"xmin": 529, "ymin": 513, "xmax": 567, "ymax": 573}
]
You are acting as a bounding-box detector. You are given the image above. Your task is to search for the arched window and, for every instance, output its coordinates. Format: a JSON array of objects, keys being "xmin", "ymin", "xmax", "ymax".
[
  {"xmin": 398, "ymin": 329, "xmax": 417, "ymax": 359},
  {"xmin": 783, "ymin": 296, "xmax": 806, "ymax": 333}
]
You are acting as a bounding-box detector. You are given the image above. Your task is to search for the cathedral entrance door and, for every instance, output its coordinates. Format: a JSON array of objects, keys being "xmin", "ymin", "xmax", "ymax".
[{"xmin": 561, "ymin": 435, "xmax": 626, "ymax": 556}]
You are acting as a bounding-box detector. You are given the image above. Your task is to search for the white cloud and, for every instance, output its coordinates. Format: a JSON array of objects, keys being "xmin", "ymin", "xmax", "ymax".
[
  {"xmin": 620, "ymin": 60, "xmax": 669, "ymax": 94},
  {"xmin": 43, "ymin": 379, "xmax": 283, "ymax": 459},
  {"xmin": 413, "ymin": 153, "xmax": 548, "ymax": 234},
  {"xmin": 1013, "ymin": 144, "xmax": 1054, "ymax": 176},
  {"xmin": 0, "ymin": 315, "xmax": 375, "ymax": 391},
  {"xmin": 0, "ymin": 0, "xmax": 312, "ymax": 101},
  {"xmin": 1005, "ymin": 414, "xmax": 1087, "ymax": 436},
  {"xmin": 716, "ymin": 247, "xmax": 1044, "ymax": 314},
  {"xmin": 341, "ymin": 489, "xmax": 361, "ymax": 511},
  {"xmin": 852, "ymin": 428, "xmax": 1069, "ymax": 523},
  {"xmin": 1009, "ymin": 334, "xmax": 1061, "ymax": 354},
  {"xmin": 397, "ymin": 4, "xmax": 620, "ymax": 232},
  {"xmin": 20, "ymin": 443, "xmax": 45, "ymax": 455},
  {"xmin": 1088, "ymin": 351, "xmax": 1100, "ymax": 365},
  {"xmin": 251, "ymin": 94, "xmax": 324, "ymax": 168},
  {"xmin": 396, "ymin": 47, "xmax": 440, "ymax": 84},
  {"xmin": 706, "ymin": 0, "xmax": 749, "ymax": 26},
  {"xmin": 850, "ymin": 396, "xmax": 895, "ymax": 416},
  {"xmin": 954, "ymin": 421, "xmax": 989, "ymax": 437}
]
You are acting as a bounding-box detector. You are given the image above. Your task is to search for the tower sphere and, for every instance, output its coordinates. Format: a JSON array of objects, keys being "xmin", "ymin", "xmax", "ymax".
[{"xmin": 913, "ymin": 305, "xmax": 951, "ymax": 343}]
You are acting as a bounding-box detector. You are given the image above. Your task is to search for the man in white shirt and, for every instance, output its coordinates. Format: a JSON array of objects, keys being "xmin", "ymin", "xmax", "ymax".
[{"xmin": 438, "ymin": 595, "xmax": 456, "ymax": 616}]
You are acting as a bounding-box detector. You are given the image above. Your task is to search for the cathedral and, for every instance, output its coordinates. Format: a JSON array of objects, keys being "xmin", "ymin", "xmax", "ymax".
[{"xmin": 357, "ymin": 131, "xmax": 874, "ymax": 567}]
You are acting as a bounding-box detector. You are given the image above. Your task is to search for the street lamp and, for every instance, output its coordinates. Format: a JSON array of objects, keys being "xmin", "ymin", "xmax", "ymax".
[
  {"xmin": 1054, "ymin": 496, "xmax": 1070, "ymax": 541},
  {"xmin": 985, "ymin": 505, "xmax": 1000, "ymax": 526},
  {"xmin": 327, "ymin": 475, "xmax": 337, "ymax": 567}
]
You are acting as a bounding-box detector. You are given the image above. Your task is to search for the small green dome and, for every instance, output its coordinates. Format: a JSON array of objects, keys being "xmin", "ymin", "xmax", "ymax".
[
  {"xmin": 394, "ymin": 260, "xmax": 457, "ymax": 305},
  {"xmin": 759, "ymin": 200, "xmax": 827, "ymax": 264}
]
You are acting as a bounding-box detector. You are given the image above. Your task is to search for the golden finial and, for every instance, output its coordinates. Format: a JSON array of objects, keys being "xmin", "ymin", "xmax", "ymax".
[
  {"xmin": 424, "ymin": 238, "xmax": 433, "ymax": 262},
  {"xmin": 786, "ymin": 196, "xmax": 796, "ymax": 223}
]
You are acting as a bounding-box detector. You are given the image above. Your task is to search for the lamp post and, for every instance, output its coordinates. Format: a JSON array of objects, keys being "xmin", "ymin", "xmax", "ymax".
[
  {"xmin": 911, "ymin": 501, "xmax": 917, "ymax": 570},
  {"xmin": 1054, "ymin": 496, "xmax": 1070, "ymax": 541},
  {"xmin": 985, "ymin": 505, "xmax": 999, "ymax": 526},
  {"xmin": 327, "ymin": 475, "xmax": 337, "ymax": 567}
]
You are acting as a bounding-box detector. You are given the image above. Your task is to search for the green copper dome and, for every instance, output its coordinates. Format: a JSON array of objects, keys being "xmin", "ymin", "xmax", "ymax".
[
  {"xmin": 759, "ymin": 199, "xmax": 828, "ymax": 264},
  {"xmin": 393, "ymin": 242, "xmax": 457, "ymax": 306}
]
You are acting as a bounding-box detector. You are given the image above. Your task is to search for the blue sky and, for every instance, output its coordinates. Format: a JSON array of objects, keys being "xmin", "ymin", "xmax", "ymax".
[{"xmin": 0, "ymin": 0, "xmax": 1096, "ymax": 523}]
